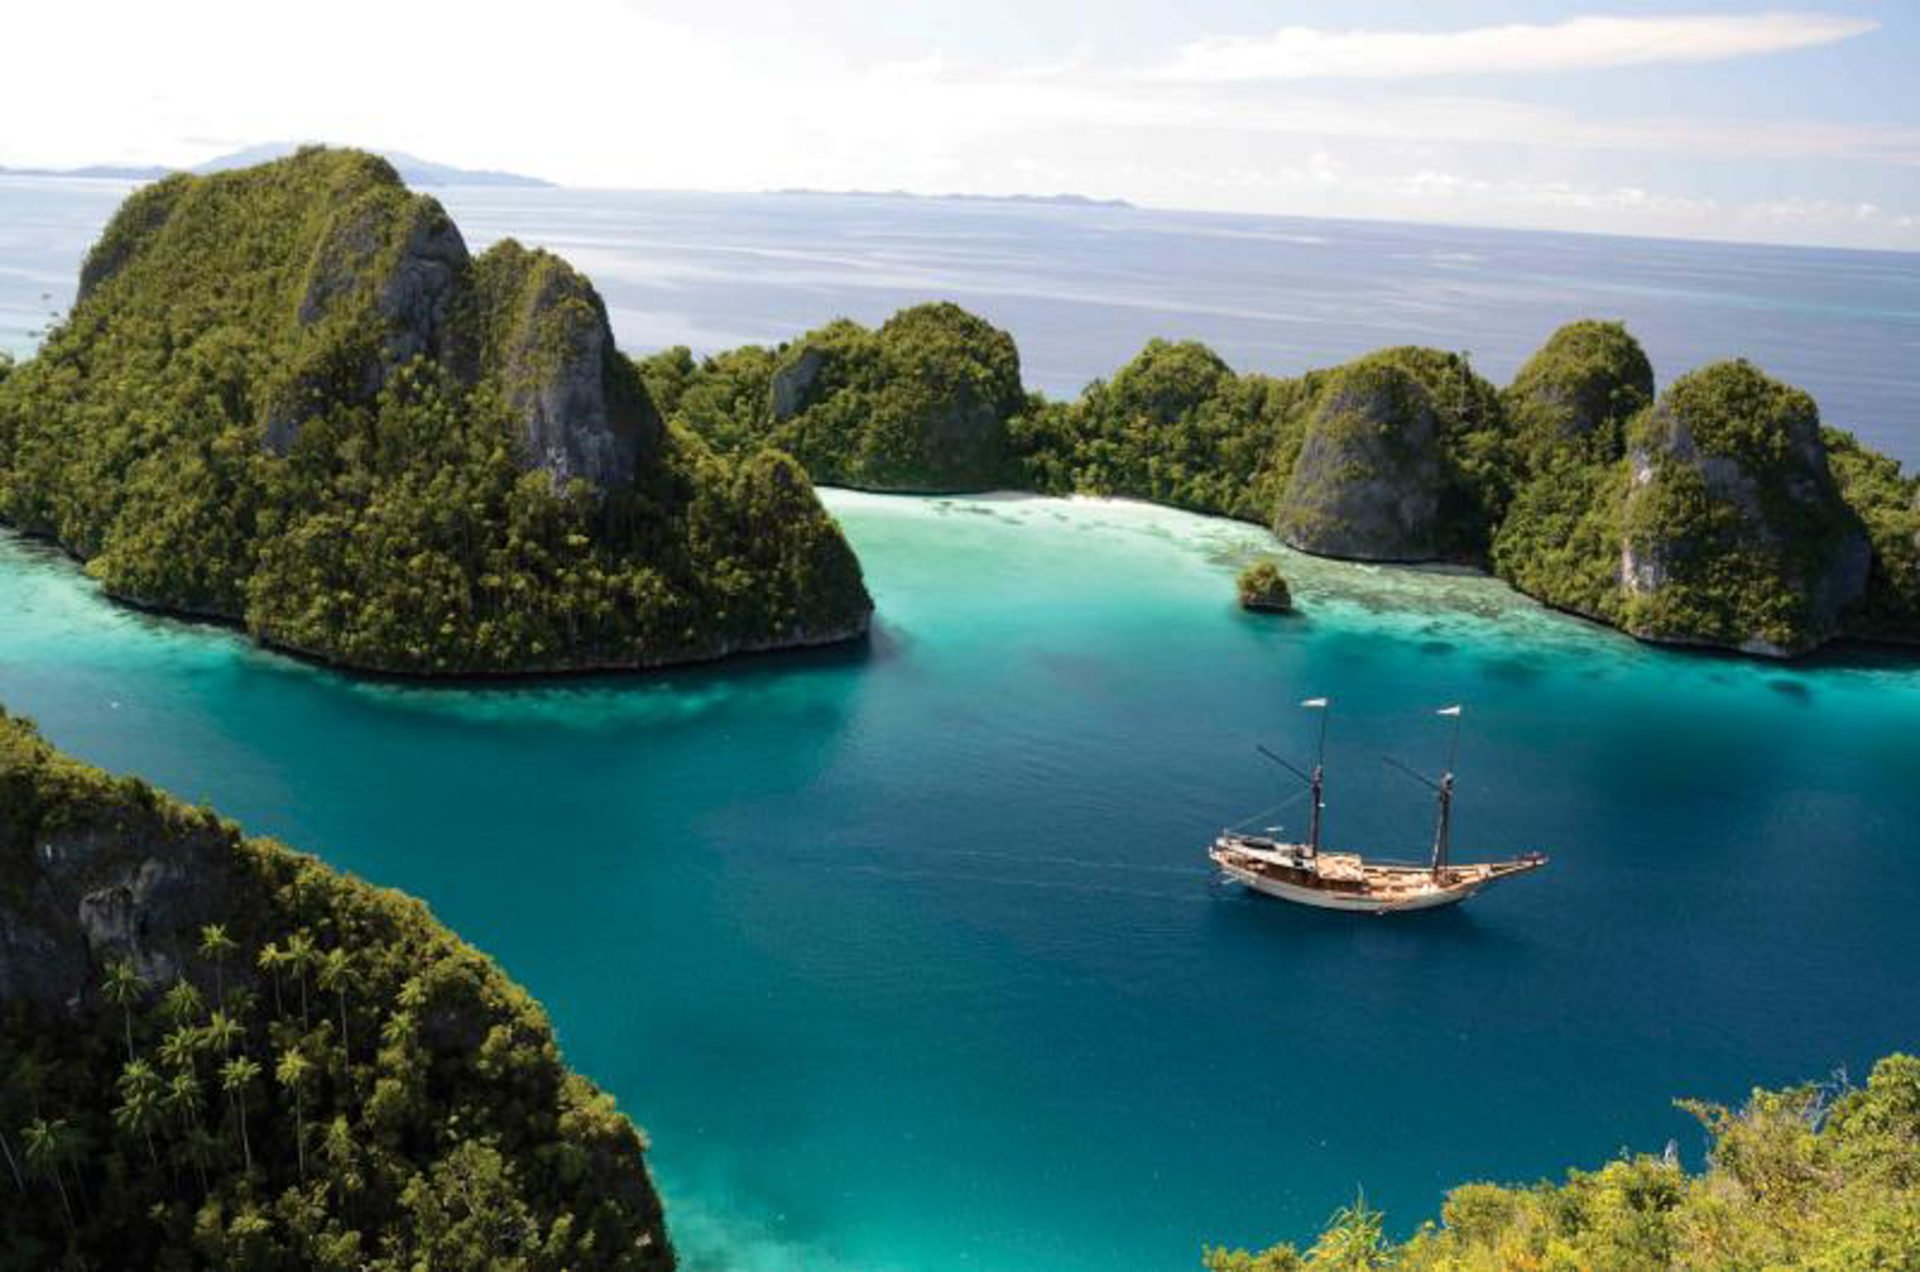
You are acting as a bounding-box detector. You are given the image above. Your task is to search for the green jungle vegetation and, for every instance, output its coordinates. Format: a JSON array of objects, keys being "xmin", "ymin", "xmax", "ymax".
[
  {"xmin": 0, "ymin": 708, "xmax": 673, "ymax": 1270},
  {"xmin": 639, "ymin": 302, "xmax": 1025, "ymax": 491},
  {"xmin": 649, "ymin": 309, "xmax": 1919, "ymax": 655},
  {"xmin": 1204, "ymin": 1053, "xmax": 1920, "ymax": 1270},
  {"xmin": 1826, "ymin": 428, "xmax": 1920, "ymax": 640},
  {"xmin": 0, "ymin": 148, "xmax": 870, "ymax": 676},
  {"xmin": 1236, "ymin": 560, "xmax": 1292, "ymax": 612}
]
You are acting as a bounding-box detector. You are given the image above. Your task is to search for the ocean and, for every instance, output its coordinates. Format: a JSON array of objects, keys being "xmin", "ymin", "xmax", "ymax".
[
  {"xmin": 4, "ymin": 178, "xmax": 1920, "ymax": 465},
  {"xmin": 1, "ymin": 178, "xmax": 1919, "ymax": 1270}
]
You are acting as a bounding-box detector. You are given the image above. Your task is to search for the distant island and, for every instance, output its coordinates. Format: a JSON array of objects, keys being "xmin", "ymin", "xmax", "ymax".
[
  {"xmin": 639, "ymin": 310, "xmax": 1919, "ymax": 659},
  {"xmin": 0, "ymin": 147, "xmax": 871, "ymax": 676},
  {"xmin": 770, "ymin": 187, "xmax": 1135, "ymax": 210},
  {"xmin": 1, "ymin": 142, "xmax": 554, "ymax": 188}
]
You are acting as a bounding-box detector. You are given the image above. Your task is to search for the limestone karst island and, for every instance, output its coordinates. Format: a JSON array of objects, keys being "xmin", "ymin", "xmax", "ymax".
[{"xmin": 4, "ymin": 7, "xmax": 1920, "ymax": 1271}]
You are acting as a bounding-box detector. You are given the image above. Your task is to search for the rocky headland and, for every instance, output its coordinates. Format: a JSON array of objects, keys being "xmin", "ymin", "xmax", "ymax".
[{"xmin": 0, "ymin": 708, "xmax": 673, "ymax": 1266}]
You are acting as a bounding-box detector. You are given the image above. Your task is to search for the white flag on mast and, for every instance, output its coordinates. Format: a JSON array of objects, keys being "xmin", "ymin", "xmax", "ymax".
[
  {"xmin": 1437, "ymin": 704, "xmax": 1463, "ymax": 717},
  {"xmin": 1301, "ymin": 697, "xmax": 1329, "ymax": 708}
]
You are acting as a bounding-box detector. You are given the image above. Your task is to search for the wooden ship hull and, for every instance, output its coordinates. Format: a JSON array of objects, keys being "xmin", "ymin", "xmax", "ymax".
[{"xmin": 1210, "ymin": 833, "xmax": 1547, "ymax": 915}]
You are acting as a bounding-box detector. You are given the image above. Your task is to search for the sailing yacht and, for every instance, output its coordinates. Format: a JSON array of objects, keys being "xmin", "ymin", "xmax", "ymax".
[{"xmin": 1208, "ymin": 699, "xmax": 1547, "ymax": 914}]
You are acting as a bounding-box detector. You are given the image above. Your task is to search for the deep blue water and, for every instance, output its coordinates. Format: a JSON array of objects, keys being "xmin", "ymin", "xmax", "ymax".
[
  {"xmin": 1, "ymin": 494, "xmax": 1917, "ymax": 1271},
  {"xmin": 4, "ymin": 177, "xmax": 1920, "ymax": 466},
  {"xmin": 2, "ymin": 179, "xmax": 1920, "ymax": 1269}
]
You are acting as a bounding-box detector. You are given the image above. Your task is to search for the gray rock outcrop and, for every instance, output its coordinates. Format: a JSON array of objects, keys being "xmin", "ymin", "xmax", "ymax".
[
  {"xmin": 1274, "ymin": 361, "xmax": 1444, "ymax": 561},
  {"xmin": 1618, "ymin": 360, "xmax": 1869, "ymax": 655},
  {"xmin": 267, "ymin": 194, "xmax": 474, "ymax": 455},
  {"xmin": 472, "ymin": 241, "xmax": 663, "ymax": 490},
  {"xmin": 770, "ymin": 345, "xmax": 828, "ymax": 420},
  {"xmin": 0, "ymin": 797, "xmax": 234, "ymax": 1009}
]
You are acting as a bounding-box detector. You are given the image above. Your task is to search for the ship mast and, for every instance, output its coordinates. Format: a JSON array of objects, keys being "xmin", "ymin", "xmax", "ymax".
[
  {"xmin": 1305, "ymin": 697, "xmax": 1329, "ymax": 858},
  {"xmin": 1429, "ymin": 706, "xmax": 1463, "ymax": 876},
  {"xmin": 1384, "ymin": 705, "xmax": 1466, "ymax": 877},
  {"xmin": 1253, "ymin": 697, "xmax": 1330, "ymax": 858},
  {"xmin": 1430, "ymin": 773, "xmax": 1453, "ymax": 875}
]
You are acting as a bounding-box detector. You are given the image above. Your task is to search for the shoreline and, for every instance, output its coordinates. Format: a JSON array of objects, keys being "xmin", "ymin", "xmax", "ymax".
[
  {"xmin": 821, "ymin": 483, "xmax": 1920, "ymax": 667},
  {"xmin": 0, "ymin": 521, "xmax": 873, "ymax": 686},
  {"xmin": 6, "ymin": 488, "xmax": 1917, "ymax": 689}
]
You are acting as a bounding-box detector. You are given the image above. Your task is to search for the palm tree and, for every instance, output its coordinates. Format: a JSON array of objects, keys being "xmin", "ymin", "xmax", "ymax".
[
  {"xmin": 114, "ymin": 1058, "xmax": 166, "ymax": 1169},
  {"xmin": 219, "ymin": 1055, "xmax": 261, "ymax": 1172},
  {"xmin": 319, "ymin": 1113, "xmax": 362, "ymax": 1224},
  {"xmin": 160, "ymin": 977, "xmax": 204, "ymax": 1028},
  {"xmin": 1306, "ymin": 1192, "xmax": 1391, "ymax": 1271},
  {"xmin": 199, "ymin": 924, "xmax": 238, "ymax": 1012},
  {"xmin": 0, "ymin": 1125, "xmax": 23, "ymax": 1198},
  {"xmin": 256, "ymin": 942, "xmax": 286, "ymax": 1017},
  {"xmin": 317, "ymin": 948, "xmax": 358, "ymax": 1060},
  {"xmin": 274, "ymin": 1047, "xmax": 314, "ymax": 1179},
  {"xmin": 22, "ymin": 1117, "xmax": 78, "ymax": 1230},
  {"xmin": 286, "ymin": 931, "xmax": 316, "ymax": 1028},
  {"xmin": 160, "ymin": 1069, "xmax": 208, "ymax": 1193},
  {"xmin": 203, "ymin": 1009, "xmax": 242, "ymax": 1059},
  {"xmin": 10, "ymin": 1054, "xmax": 48, "ymax": 1119},
  {"xmin": 158, "ymin": 1025, "xmax": 200, "ymax": 1074},
  {"xmin": 102, "ymin": 959, "xmax": 148, "ymax": 1062}
]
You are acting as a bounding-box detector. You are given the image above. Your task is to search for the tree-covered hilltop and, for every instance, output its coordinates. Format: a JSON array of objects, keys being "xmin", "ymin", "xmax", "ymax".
[
  {"xmin": 1496, "ymin": 349, "xmax": 1881, "ymax": 655},
  {"xmin": 638, "ymin": 302, "xmax": 1024, "ymax": 491},
  {"xmin": 0, "ymin": 147, "xmax": 870, "ymax": 675},
  {"xmin": 1825, "ymin": 427, "xmax": 1920, "ymax": 641},
  {"xmin": 1203, "ymin": 1052, "xmax": 1920, "ymax": 1270},
  {"xmin": 1006, "ymin": 338, "xmax": 1304, "ymax": 520},
  {"xmin": 654, "ymin": 304, "xmax": 1918, "ymax": 657},
  {"xmin": 0, "ymin": 708, "xmax": 674, "ymax": 1270}
]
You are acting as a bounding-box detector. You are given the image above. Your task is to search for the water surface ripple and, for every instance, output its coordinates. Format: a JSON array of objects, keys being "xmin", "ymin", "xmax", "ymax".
[{"xmin": 2, "ymin": 492, "xmax": 1917, "ymax": 1270}]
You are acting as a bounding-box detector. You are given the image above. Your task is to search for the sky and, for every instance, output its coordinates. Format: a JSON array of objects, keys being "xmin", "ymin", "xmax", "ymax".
[{"xmin": 3, "ymin": 1, "xmax": 1917, "ymax": 249}]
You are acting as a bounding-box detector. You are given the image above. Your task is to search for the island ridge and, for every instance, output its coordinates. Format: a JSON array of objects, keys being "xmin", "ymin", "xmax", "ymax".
[
  {"xmin": 642, "ymin": 310, "xmax": 1920, "ymax": 658},
  {"xmin": 0, "ymin": 148, "xmax": 872, "ymax": 677}
]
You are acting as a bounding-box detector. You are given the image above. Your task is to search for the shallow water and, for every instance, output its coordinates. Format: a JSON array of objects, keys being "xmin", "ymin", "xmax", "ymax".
[{"xmin": 3, "ymin": 492, "xmax": 1918, "ymax": 1270}]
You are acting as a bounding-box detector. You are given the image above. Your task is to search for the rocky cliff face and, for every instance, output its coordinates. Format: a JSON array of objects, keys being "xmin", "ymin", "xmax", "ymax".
[
  {"xmin": 465, "ymin": 239, "xmax": 662, "ymax": 488},
  {"xmin": 1617, "ymin": 361, "xmax": 1869, "ymax": 655},
  {"xmin": 770, "ymin": 344, "xmax": 829, "ymax": 421},
  {"xmin": 79, "ymin": 146, "xmax": 649, "ymax": 489},
  {"xmin": 1274, "ymin": 360, "xmax": 1445, "ymax": 561},
  {"xmin": 265, "ymin": 182, "xmax": 473, "ymax": 455},
  {"xmin": 0, "ymin": 777, "xmax": 234, "ymax": 1008}
]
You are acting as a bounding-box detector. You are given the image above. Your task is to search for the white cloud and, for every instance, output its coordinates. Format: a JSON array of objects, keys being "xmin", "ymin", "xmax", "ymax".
[
  {"xmin": 1159, "ymin": 158, "xmax": 1920, "ymax": 248},
  {"xmin": 1157, "ymin": 12, "xmax": 1877, "ymax": 82},
  {"xmin": 1145, "ymin": 90, "xmax": 1920, "ymax": 167},
  {"xmin": 0, "ymin": 2, "xmax": 1911, "ymax": 249}
]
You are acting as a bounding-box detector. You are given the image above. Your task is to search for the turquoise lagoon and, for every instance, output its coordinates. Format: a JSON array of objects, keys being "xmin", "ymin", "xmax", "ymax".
[{"xmin": 2, "ymin": 491, "xmax": 1918, "ymax": 1270}]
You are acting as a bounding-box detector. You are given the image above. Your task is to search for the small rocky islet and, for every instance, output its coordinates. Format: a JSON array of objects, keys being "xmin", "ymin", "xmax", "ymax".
[{"xmin": 1235, "ymin": 560, "xmax": 1293, "ymax": 613}]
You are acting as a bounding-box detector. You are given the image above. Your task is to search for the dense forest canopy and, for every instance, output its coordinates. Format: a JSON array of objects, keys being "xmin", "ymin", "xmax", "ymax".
[
  {"xmin": 0, "ymin": 148, "xmax": 871, "ymax": 676},
  {"xmin": 639, "ymin": 302, "xmax": 1024, "ymax": 491},
  {"xmin": 650, "ymin": 306, "xmax": 1919, "ymax": 657},
  {"xmin": 1205, "ymin": 1053, "xmax": 1920, "ymax": 1270},
  {"xmin": 0, "ymin": 709, "xmax": 673, "ymax": 1269}
]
